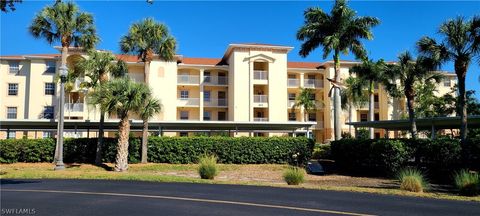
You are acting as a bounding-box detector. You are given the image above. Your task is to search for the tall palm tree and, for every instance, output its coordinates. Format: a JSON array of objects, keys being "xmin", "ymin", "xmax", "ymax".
[
  {"xmin": 296, "ymin": 0, "xmax": 380, "ymax": 140},
  {"xmin": 138, "ymin": 97, "xmax": 162, "ymax": 163},
  {"xmin": 350, "ymin": 59, "xmax": 387, "ymax": 138},
  {"xmin": 417, "ymin": 16, "xmax": 480, "ymax": 142},
  {"xmin": 29, "ymin": 1, "xmax": 98, "ymax": 163},
  {"xmin": 120, "ymin": 17, "xmax": 176, "ymax": 84},
  {"xmin": 383, "ymin": 52, "xmax": 443, "ymax": 139},
  {"xmin": 77, "ymin": 50, "xmax": 127, "ymax": 165},
  {"xmin": 88, "ymin": 78, "xmax": 150, "ymax": 172},
  {"xmin": 340, "ymin": 77, "xmax": 368, "ymax": 136}
]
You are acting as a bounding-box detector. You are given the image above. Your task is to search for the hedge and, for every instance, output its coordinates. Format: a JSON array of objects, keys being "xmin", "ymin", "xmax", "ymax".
[{"xmin": 0, "ymin": 137, "xmax": 314, "ymax": 165}]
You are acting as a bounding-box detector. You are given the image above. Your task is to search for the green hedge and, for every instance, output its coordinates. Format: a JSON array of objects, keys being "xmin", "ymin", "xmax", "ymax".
[
  {"xmin": 331, "ymin": 138, "xmax": 479, "ymax": 177},
  {"xmin": 0, "ymin": 137, "xmax": 314, "ymax": 165}
]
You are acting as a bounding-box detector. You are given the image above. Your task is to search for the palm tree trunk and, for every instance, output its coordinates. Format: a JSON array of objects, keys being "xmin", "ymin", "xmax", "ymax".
[
  {"xmin": 141, "ymin": 119, "xmax": 148, "ymax": 163},
  {"xmin": 54, "ymin": 46, "xmax": 69, "ymax": 162},
  {"xmin": 406, "ymin": 94, "xmax": 417, "ymax": 139},
  {"xmin": 95, "ymin": 112, "xmax": 105, "ymax": 165},
  {"xmin": 369, "ymin": 81, "xmax": 374, "ymax": 139},
  {"xmin": 144, "ymin": 61, "xmax": 150, "ymax": 84},
  {"xmin": 455, "ymin": 61, "xmax": 468, "ymax": 142},
  {"xmin": 333, "ymin": 51, "xmax": 342, "ymax": 140},
  {"xmin": 348, "ymin": 105, "xmax": 352, "ymax": 136},
  {"xmin": 114, "ymin": 116, "xmax": 130, "ymax": 172}
]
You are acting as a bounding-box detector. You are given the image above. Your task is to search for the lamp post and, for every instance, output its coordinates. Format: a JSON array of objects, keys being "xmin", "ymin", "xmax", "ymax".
[{"xmin": 54, "ymin": 65, "xmax": 67, "ymax": 170}]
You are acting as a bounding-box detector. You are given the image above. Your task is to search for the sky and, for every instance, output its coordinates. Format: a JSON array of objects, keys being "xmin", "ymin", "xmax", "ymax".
[{"xmin": 1, "ymin": 0, "xmax": 479, "ymax": 96}]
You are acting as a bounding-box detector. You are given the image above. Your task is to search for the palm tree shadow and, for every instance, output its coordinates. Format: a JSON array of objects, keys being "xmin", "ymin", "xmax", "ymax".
[{"xmin": 93, "ymin": 163, "xmax": 114, "ymax": 171}]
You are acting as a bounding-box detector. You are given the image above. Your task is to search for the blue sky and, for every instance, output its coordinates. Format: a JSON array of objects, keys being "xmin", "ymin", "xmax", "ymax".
[{"xmin": 1, "ymin": 1, "xmax": 479, "ymax": 96}]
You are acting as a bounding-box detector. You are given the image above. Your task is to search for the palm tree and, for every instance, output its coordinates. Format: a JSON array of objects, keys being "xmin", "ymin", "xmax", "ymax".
[
  {"xmin": 340, "ymin": 77, "xmax": 368, "ymax": 136},
  {"xmin": 350, "ymin": 59, "xmax": 387, "ymax": 138},
  {"xmin": 29, "ymin": 1, "xmax": 98, "ymax": 163},
  {"xmin": 383, "ymin": 52, "xmax": 443, "ymax": 139},
  {"xmin": 77, "ymin": 50, "xmax": 127, "ymax": 165},
  {"xmin": 138, "ymin": 97, "xmax": 162, "ymax": 163},
  {"xmin": 88, "ymin": 78, "xmax": 150, "ymax": 172},
  {"xmin": 417, "ymin": 16, "xmax": 480, "ymax": 142},
  {"xmin": 296, "ymin": 0, "xmax": 380, "ymax": 140},
  {"xmin": 120, "ymin": 17, "xmax": 176, "ymax": 84},
  {"xmin": 293, "ymin": 88, "xmax": 321, "ymax": 138}
]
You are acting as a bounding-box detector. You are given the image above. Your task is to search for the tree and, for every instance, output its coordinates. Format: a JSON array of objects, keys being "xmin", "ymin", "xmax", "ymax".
[
  {"xmin": 77, "ymin": 50, "xmax": 127, "ymax": 165},
  {"xmin": 417, "ymin": 16, "xmax": 480, "ymax": 141},
  {"xmin": 120, "ymin": 17, "xmax": 176, "ymax": 84},
  {"xmin": 293, "ymin": 88, "xmax": 318, "ymax": 123},
  {"xmin": 296, "ymin": 0, "xmax": 379, "ymax": 140},
  {"xmin": 414, "ymin": 82, "xmax": 456, "ymax": 118},
  {"xmin": 29, "ymin": 1, "xmax": 98, "ymax": 163},
  {"xmin": 383, "ymin": 52, "xmax": 443, "ymax": 139},
  {"xmin": 340, "ymin": 77, "xmax": 368, "ymax": 136},
  {"xmin": 1, "ymin": 0, "xmax": 21, "ymax": 12},
  {"xmin": 350, "ymin": 59, "xmax": 386, "ymax": 138},
  {"xmin": 88, "ymin": 78, "xmax": 150, "ymax": 172},
  {"xmin": 138, "ymin": 97, "xmax": 161, "ymax": 163}
]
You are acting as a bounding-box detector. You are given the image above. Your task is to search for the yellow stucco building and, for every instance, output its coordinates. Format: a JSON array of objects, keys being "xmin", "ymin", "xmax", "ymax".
[{"xmin": 0, "ymin": 43, "xmax": 457, "ymax": 142}]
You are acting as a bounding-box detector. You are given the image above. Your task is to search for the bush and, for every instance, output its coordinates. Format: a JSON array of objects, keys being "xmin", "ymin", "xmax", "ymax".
[
  {"xmin": 283, "ymin": 167, "xmax": 305, "ymax": 185},
  {"xmin": 198, "ymin": 155, "xmax": 218, "ymax": 180},
  {"xmin": 311, "ymin": 144, "xmax": 331, "ymax": 159},
  {"xmin": 397, "ymin": 167, "xmax": 428, "ymax": 193},
  {"xmin": 423, "ymin": 138, "xmax": 462, "ymax": 175},
  {"xmin": 454, "ymin": 170, "xmax": 479, "ymax": 196}
]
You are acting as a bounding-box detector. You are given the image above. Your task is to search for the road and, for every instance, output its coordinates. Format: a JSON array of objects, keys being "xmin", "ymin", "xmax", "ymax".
[{"xmin": 1, "ymin": 179, "xmax": 479, "ymax": 216}]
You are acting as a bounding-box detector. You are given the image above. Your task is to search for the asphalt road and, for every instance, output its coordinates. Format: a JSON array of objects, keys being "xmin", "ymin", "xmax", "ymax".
[{"xmin": 1, "ymin": 179, "xmax": 479, "ymax": 216}]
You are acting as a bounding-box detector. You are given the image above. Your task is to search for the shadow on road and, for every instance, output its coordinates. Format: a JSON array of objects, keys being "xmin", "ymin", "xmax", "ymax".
[{"xmin": 1, "ymin": 179, "xmax": 41, "ymax": 185}]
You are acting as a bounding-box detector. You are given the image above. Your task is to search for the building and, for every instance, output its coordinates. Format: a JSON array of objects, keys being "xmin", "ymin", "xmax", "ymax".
[{"xmin": 0, "ymin": 43, "xmax": 457, "ymax": 142}]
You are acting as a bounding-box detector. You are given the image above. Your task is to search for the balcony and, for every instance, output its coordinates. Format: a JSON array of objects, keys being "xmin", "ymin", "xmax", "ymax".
[
  {"xmin": 73, "ymin": 78, "xmax": 85, "ymax": 91},
  {"xmin": 177, "ymin": 98, "xmax": 200, "ymax": 106},
  {"xmin": 304, "ymin": 79, "xmax": 323, "ymax": 88},
  {"xmin": 64, "ymin": 103, "xmax": 84, "ymax": 112},
  {"xmin": 254, "ymin": 117, "xmax": 268, "ymax": 122},
  {"xmin": 254, "ymin": 95, "xmax": 268, "ymax": 103},
  {"xmin": 375, "ymin": 102, "xmax": 380, "ymax": 109},
  {"xmin": 288, "ymin": 79, "xmax": 300, "ymax": 88},
  {"xmin": 204, "ymin": 98, "xmax": 228, "ymax": 107},
  {"xmin": 204, "ymin": 76, "xmax": 228, "ymax": 85},
  {"xmin": 253, "ymin": 70, "xmax": 268, "ymax": 80},
  {"xmin": 178, "ymin": 75, "xmax": 200, "ymax": 85},
  {"xmin": 288, "ymin": 100, "xmax": 296, "ymax": 107}
]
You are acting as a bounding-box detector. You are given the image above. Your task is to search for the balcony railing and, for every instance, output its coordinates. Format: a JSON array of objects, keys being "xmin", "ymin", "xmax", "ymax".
[
  {"xmin": 287, "ymin": 79, "xmax": 300, "ymax": 87},
  {"xmin": 74, "ymin": 78, "xmax": 85, "ymax": 90},
  {"xmin": 254, "ymin": 95, "xmax": 268, "ymax": 103},
  {"xmin": 288, "ymin": 100, "xmax": 296, "ymax": 107},
  {"xmin": 64, "ymin": 103, "xmax": 84, "ymax": 112},
  {"xmin": 204, "ymin": 76, "xmax": 228, "ymax": 85},
  {"xmin": 177, "ymin": 98, "xmax": 200, "ymax": 106},
  {"xmin": 204, "ymin": 98, "xmax": 228, "ymax": 107},
  {"xmin": 254, "ymin": 117, "xmax": 268, "ymax": 122},
  {"xmin": 253, "ymin": 70, "xmax": 268, "ymax": 80},
  {"xmin": 304, "ymin": 79, "xmax": 323, "ymax": 88},
  {"xmin": 178, "ymin": 75, "xmax": 200, "ymax": 84},
  {"xmin": 375, "ymin": 102, "xmax": 380, "ymax": 109}
]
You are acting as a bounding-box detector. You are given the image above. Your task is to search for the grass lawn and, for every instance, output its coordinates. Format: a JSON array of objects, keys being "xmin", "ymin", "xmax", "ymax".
[{"xmin": 1, "ymin": 163, "xmax": 478, "ymax": 202}]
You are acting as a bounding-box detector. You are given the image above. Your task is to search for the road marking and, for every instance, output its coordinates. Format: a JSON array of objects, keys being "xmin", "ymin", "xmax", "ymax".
[{"xmin": 2, "ymin": 189, "xmax": 375, "ymax": 216}]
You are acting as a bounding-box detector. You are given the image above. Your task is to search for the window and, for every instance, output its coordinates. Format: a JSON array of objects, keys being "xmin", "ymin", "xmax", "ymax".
[
  {"xmin": 444, "ymin": 78, "xmax": 451, "ymax": 87},
  {"xmin": 179, "ymin": 132, "xmax": 188, "ymax": 137},
  {"xmin": 308, "ymin": 93, "xmax": 315, "ymax": 101},
  {"xmin": 7, "ymin": 131, "xmax": 16, "ymax": 139},
  {"xmin": 180, "ymin": 90, "xmax": 189, "ymax": 99},
  {"xmin": 204, "ymin": 71, "xmax": 211, "ymax": 82},
  {"xmin": 360, "ymin": 113, "xmax": 368, "ymax": 122},
  {"xmin": 308, "ymin": 112, "xmax": 316, "ymax": 121},
  {"xmin": 288, "ymin": 112, "xmax": 296, "ymax": 121},
  {"xmin": 180, "ymin": 111, "xmax": 189, "ymax": 120},
  {"xmin": 43, "ymin": 131, "xmax": 52, "ymax": 139},
  {"xmin": 203, "ymin": 111, "xmax": 211, "ymax": 121},
  {"xmin": 218, "ymin": 72, "xmax": 227, "ymax": 85},
  {"xmin": 43, "ymin": 106, "xmax": 54, "ymax": 119},
  {"xmin": 288, "ymin": 74, "xmax": 296, "ymax": 79},
  {"xmin": 375, "ymin": 113, "xmax": 380, "ymax": 121},
  {"xmin": 8, "ymin": 83, "xmax": 18, "ymax": 95},
  {"xmin": 307, "ymin": 74, "xmax": 316, "ymax": 80},
  {"xmin": 288, "ymin": 93, "xmax": 296, "ymax": 101},
  {"xmin": 45, "ymin": 83, "xmax": 55, "ymax": 95},
  {"xmin": 9, "ymin": 61, "xmax": 19, "ymax": 73},
  {"xmin": 203, "ymin": 91, "xmax": 211, "ymax": 102},
  {"xmin": 6, "ymin": 107, "xmax": 17, "ymax": 119},
  {"xmin": 218, "ymin": 112, "xmax": 226, "ymax": 121},
  {"xmin": 46, "ymin": 61, "xmax": 56, "ymax": 73}
]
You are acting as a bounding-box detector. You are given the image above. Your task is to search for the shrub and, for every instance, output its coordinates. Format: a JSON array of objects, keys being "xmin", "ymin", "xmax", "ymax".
[
  {"xmin": 454, "ymin": 170, "xmax": 479, "ymax": 196},
  {"xmin": 423, "ymin": 138, "xmax": 462, "ymax": 175},
  {"xmin": 311, "ymin": 144, "xmax": 331, "ymax": 159},
  {"xmin": 283, "ymin": 167, "xmax": 305, "ymax": 185},
  {"xmin": 371, "ymin": 140, "xmax": 409, "ymax": 175},
  {"xmin": 198, "ymin": 155, "xmax": 218, "ymax": 180},
  {"xmin": 397, "ymin": 167, "xmax": 428, "ymax": 193}
]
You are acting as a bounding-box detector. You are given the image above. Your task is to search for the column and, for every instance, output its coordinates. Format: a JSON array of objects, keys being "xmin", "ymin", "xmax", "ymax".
[{"xmin": 199, "ymin": 69, "xmax": 204, "ymax": 121}]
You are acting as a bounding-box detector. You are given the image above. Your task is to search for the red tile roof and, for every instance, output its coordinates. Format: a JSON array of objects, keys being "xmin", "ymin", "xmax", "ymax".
[
  {"xmin": 287, "ymin": 61, "xmax": 323, "ymax": 69},
  {"xmin": 115, "ymin": 54, "xmax": 140, "ymax": 62},
  {"xmin": 181, "ymin": 57, "xmax": 224, "ymax": 65}
]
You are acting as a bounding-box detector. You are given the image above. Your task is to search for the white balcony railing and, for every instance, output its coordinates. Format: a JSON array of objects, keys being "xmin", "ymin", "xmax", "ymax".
[
  {"xmin": 254, "ymin": 95, "xmax": 268, "ymax": 103},
  {"xmin": 64, "ymin": 103, "xmax": 84, "ymax": 112},
  {"xmin": 178, "ymin": 75, "xmax": 200, "ymax": 84},
  {"xmin": 253, "ymin": 70, "xmax": 268, "ymax": 80},
  {"xmin": 288, "ymin": 79, "xmax": 300, "ymax": 87},
  {"xmin": 204, "ymin": 98, "xmax": 228, "ymax": 107},
  {"xmin": 254, "ymin": 117, "xmax": 268, "ymax": 122},
  {"xmin": 304, "ymin": 79, "xmax": 323, "ymax": 88},
  {"xmin": 204, "ymin": 76, "xmax": 228, "ymax": 85},
  {"xmin": 177, "ymin": 98, "xmax": 200, "ymax": 106},
  {"xmin": 74, "ymin": 78, "xmax": 85, "ymax": 90}
]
